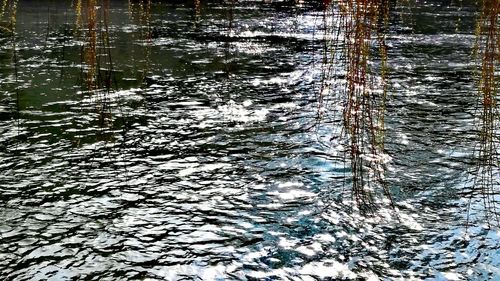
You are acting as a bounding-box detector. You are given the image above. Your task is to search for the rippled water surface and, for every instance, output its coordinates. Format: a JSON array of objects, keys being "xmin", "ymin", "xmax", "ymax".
[{"xmin": 0, "ymin": 0, "xmax": 498, "ymax": 280}]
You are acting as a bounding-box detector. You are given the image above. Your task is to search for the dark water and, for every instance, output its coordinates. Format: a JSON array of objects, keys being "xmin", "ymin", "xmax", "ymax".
[{"xmin": 0, "ymin": 0, "xmax": 498, "ymax": 280}]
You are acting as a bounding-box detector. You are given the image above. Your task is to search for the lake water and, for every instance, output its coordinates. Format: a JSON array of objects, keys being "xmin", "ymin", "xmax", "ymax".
[{"xmin": 0, "ymin": 0, "xmax": 498, "ymax": 280}]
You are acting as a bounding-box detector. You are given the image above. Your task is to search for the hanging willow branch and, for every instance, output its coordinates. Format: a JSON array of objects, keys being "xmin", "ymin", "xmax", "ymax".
[
  {"xmin": 468, "ymin": 0, "xmax": 499, "ymax": 228},
  {"xmin": 128, "ymin": 0, "xmax": 152, "ymax": 82},
  {"xmin": 0, "ymin": 0, "xmax": 17, "ymax": 34},
  {"xmin": 323, "ymin": 0, "xmax": 394, "ymax": 213}
]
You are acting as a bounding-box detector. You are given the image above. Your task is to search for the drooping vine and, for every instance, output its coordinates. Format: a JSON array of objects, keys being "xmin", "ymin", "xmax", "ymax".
[
  {"xmin": 323, "ymin": 0, "xmax": 394, "ymax": 212},
  {"xmin": 468, "ymin": 0, "xmax": 499, "ymax": 228}
]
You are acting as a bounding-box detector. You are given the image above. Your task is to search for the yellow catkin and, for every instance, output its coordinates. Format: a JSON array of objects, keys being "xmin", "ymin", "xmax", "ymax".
[
  {"xmin": 10, "ymin": 0, "xmax": 17, "ymax": 26},
  {"xmin": 75, "ymin": 0, "xmax": 82, "ymax": 33},
  {"xmin": 86, "ymin": 0, "xmax": 98, "ymax": 91},
  {"xmin": 195, "ymin": 0, "xmax": 201, "ymax": 17},
  {"xmin": 0, "ymin": 0, "xmax": 8, "ymax": 18}
]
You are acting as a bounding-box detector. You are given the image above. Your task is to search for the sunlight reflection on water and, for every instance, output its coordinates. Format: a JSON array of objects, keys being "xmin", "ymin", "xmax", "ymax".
[{"xmin": 0, "ymin": 0, "xmax": 498, "ymax": 280}]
